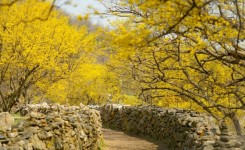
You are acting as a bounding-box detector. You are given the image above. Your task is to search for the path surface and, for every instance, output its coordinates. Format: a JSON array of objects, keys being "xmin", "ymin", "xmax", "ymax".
[{"xmin": 102, "ymin": 128, "xmax": 168, "ymax": 150}]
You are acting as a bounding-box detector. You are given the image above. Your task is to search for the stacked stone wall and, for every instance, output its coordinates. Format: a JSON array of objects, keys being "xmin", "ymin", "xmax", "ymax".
[
  {"xmin": 99, "ymin": 104, "xmax": 244, "ymax": 150},
  {"xmin": 0, "ymin": 103, "xmax": 102, "ymax": 150}
]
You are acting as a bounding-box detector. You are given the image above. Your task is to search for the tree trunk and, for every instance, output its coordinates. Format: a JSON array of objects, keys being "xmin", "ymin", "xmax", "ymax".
[
  {"xmin": 2, "ymin": 105, "xmax": 8, "ymax": 112},
  {"xmin": 229, "ymin": 115, "xmax": 242, "ymax": 135}
]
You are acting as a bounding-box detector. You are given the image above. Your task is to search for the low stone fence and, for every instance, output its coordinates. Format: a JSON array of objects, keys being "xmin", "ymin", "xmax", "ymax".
[
  {"xmin": 98, "ymin": 104, "xmax": 244, "ymax": 150},
  {"xmin": 0, "ymin": 103, "xmax": 102, "ymax": 150}
]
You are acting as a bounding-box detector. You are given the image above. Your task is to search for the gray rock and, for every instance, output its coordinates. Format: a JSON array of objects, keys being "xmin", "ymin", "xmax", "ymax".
[
  {"xmin": 19, "ymin": 132, "xmax": 32, "ymax": 140},
  {"xmin": 0, "ymin": 135, "xmax": 6, "ymax": 139},
  {"xmin": 220, "ymin": 136, "xmax": 230, "ymax": 142}
]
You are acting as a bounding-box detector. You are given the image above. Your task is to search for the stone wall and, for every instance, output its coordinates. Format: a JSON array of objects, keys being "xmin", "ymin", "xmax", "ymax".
[
  {"xmin": 0, "ymin": 103, "xmax": 102, "ymax": 150},
  {"xmin": 99, "ymin": 104, "xmax": 244, "ymax": 150}
]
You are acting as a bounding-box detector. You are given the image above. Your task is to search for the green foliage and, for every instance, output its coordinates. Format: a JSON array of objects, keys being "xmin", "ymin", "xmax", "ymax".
[
  {"xmin": 97, "ymin": 138, "xmax": 105, "ymax": 150},
  {"xmin": 11, "ymin": 113, "xmax": 27, "ymax": 125}
]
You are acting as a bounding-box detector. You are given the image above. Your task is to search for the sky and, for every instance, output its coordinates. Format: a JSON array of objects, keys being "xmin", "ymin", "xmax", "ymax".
[{"xmin": 58, "ymin": 0, "xmax": 116, "ymax": 26}]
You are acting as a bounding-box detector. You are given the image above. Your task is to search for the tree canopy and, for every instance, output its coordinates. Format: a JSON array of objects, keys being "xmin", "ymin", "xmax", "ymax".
[
  {"xmin": 0, "ymin": 0, "xmax": 244, "ymax": 135},
  {"xmin": 0, "ymin": 0, "xmax": 121, "ymax": 111},
  {"xmin": 100, "ymin": 0, "xmax": 245, "ymax": 135}
]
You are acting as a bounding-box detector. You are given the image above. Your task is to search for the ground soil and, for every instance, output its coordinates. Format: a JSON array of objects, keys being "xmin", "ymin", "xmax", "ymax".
[{"xmin": 102, "ymin": 128, "xmax": 168, "ymax": 150}]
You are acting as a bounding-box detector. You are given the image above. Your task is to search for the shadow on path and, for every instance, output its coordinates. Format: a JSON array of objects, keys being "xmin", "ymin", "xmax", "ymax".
[{"xmin": 102, "ymin": 128, "xmax": 168, "ymax": 150}]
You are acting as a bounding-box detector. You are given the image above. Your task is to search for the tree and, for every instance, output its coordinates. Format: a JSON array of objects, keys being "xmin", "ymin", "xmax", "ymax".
[
  {"xmin": 101, "ymin": 0, "xmax": 245, "ymax": 135},
  {"xmin": 44, "ymin": 63, "xmax": 121, "ymax": 105},
  {"xmin": 0, "ymin": 0, "xmax": 95, "ymax": 112}
]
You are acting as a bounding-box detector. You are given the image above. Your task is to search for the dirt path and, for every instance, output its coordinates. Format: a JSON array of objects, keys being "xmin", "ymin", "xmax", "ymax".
[{"xmin": 102, "ymin": 128, "xmax": 168, "ymax": 150}]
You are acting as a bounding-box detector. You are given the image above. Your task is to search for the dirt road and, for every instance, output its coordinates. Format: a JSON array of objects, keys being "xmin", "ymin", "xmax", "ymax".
[{"xmin": 102, "ymin": 128, "xmax": 168, "ymax": 150}]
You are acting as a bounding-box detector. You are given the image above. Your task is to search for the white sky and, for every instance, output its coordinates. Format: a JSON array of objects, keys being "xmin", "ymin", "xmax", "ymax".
[{"xmin": 58, "ymin": 0, "xmax": 116, "ymax": 26}]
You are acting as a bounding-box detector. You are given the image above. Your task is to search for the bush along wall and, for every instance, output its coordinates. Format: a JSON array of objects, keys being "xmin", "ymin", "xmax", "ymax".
[
  {"xmin": 0, "ymin": 103, "xmax": 102, "ymax": 150},
  {"xmin": 99, "ymin": 104, "xmax": 244, "ymax": 150}
]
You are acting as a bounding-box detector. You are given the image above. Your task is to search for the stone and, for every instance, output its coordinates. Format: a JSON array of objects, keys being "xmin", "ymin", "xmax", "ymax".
[
  {"xmin": 69, "ymin": 144, "xmax": 76, "ymax": 150},
  {"xmin": 26, "ymin": 127, "xmax": 39, "ymax": 134},
  {"xmin": 30, "ymin": 112, "xmax": 42, "ymax": 119},
  {"xmin": 211, "ymin": 128, "xmax": 221, "ymax": 135},
  {"xmin": 28, "ymin": 120, "xmax": 40, "ymax": 126},
  {"xmin": 80, "ymin": 103, "xmax": 89, "ymax": 110},
  {"xmin": 23, "ymin": 142, "xmax": 33, "ymax": 150},
  {"xmin": 70, "ymin": 123, "xmax": 77, "ymax": 128},
  {"xmin": 64, "ymin": 121, "xmax": 69, "ymax": 126},
  {"xmin": 0, "ymin": 104, "xmax": 102, "ymax": 150},
  {"xmin": 99, "ymin": 104, "xmax": 229, "ymax": 150},
  {"xmin": 227, "ymin": 140, "xmax": 238, "ymax": 147},
  {"xmin": 54, "ymin": 118, "xmax": 64, "ymax": 123},
  {"xmin": 38, "ymin": 119, "xmax": 47, "ymax": 127},
  {"xmin": 7, "ymin": 145, "xmax": 20, "ymax": 150},
  {"xmin": 67, "ymin": 117, "xmax": 75, "ymax": 123},
  {"xmin": 0, "ymin": 138, "xmax": 9, "ymax": 144},
  {"xmin": 51, "ymin": 123, "xmax": 60, "ymax": 129},
  {"xmin": 71, "ymin": 131, "xmax": 76, "ymax": 136},
  {"xmin": 54, "ymin": 136, "xmax": 63, "ymax": 150},
  {"xmin": 16, "ymin": 140, "xmax": 25, "ymax": 147},
  {"xmin": 234, "ymin": 141, "xmax": 243, "ymax": 148},
  {"xmin": 202, "ymin": 145, "xmax": 214, "ymax": 150},
  {"xmin": 38, "ymin": 131, "xmax": 53, "ymax": 140},
  {"xmin": 44, "ymin": 126, "xmax": 52, "ymax": 131},
  {"xmin": 29, "ymin": 134, "xmax": 46, "ymax": 150},
  {"xmin": 220, "ymin": 136, "xmax": 230, "ymax": 142},
  {"xmin": 0, "ymin": 135, "xmax": 6, "ymax": 139},
  {"xmin": 0, "ymin": 112, "xmax": 14, "ymax": 132},
  {"xmin": 45, "ymin": 115, "xmax": 55, "ymax": 122},
  {"xmin": 17, "ymin": 127, "xmax": 24, "ymax": 132},
  {"xmin": 7, "ymin": 132, "xmax": 18, "ymax": 138},
  {"xmin": 79, "ymin": 130, "xmax": 86, "ymax": 139},
  {"xmin": 53, "ymin": 130, "xmax": 61, "ymax": 136},
  {"xmin": 19, "ymin": 132, "xmax": 32, "ymax": 140}
]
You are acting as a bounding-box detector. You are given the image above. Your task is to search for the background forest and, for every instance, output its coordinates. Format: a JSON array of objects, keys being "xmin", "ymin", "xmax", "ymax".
[{"xmin": 0, "ymin": 0, "xmax": 244, "ymax": 135}]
